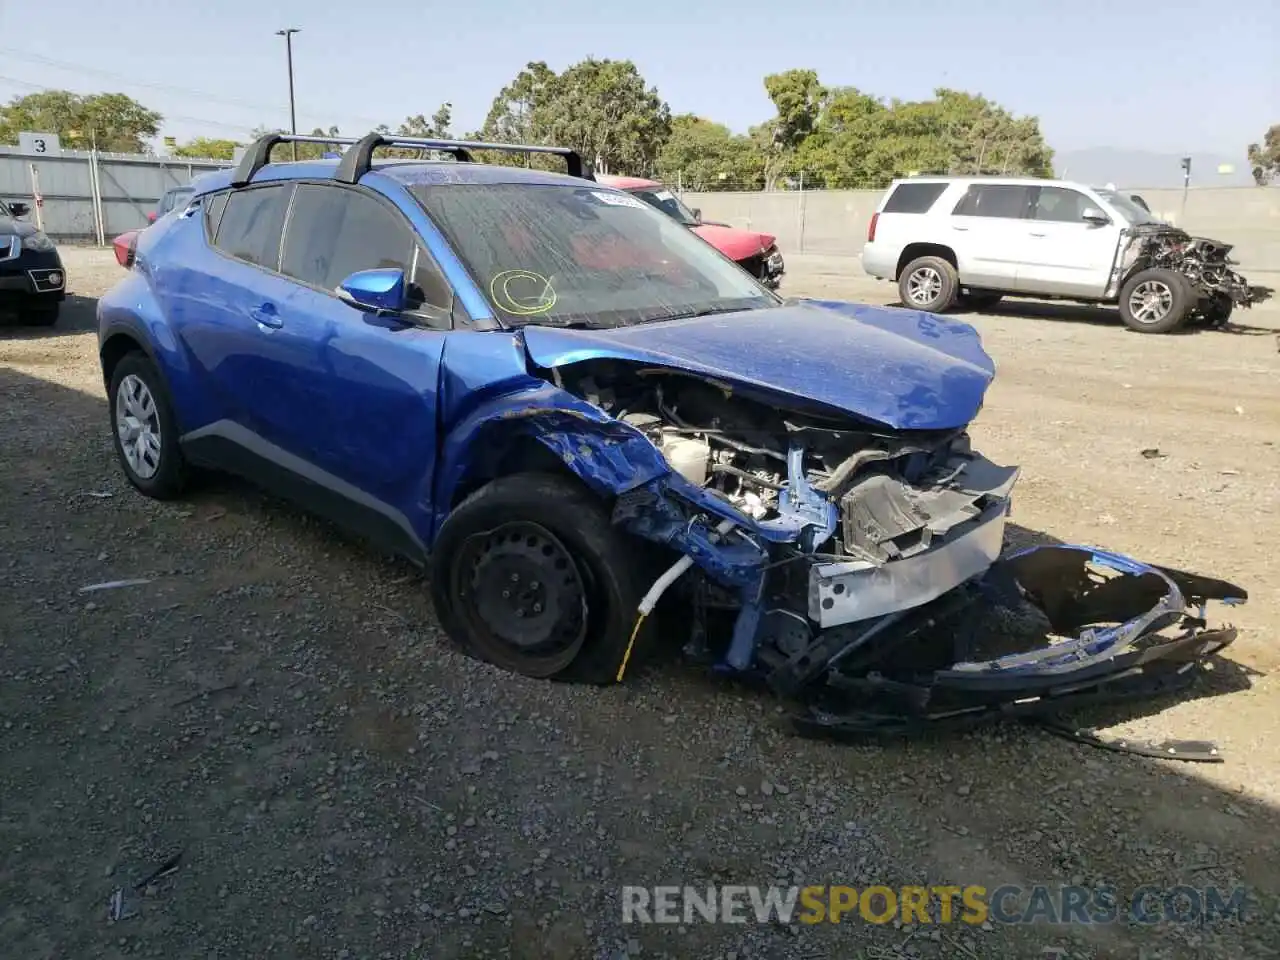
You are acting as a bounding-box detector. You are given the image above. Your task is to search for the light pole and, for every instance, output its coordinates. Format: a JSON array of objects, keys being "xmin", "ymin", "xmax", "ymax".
[{"xmin": 275, "ymin": 28, "xmax": 300, "ymax": 160}]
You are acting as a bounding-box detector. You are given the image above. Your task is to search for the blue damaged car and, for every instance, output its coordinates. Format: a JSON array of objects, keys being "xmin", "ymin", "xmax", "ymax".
[{"xmin": 98, "ymin": 133, "xmax": 1246, "ymax": 746}]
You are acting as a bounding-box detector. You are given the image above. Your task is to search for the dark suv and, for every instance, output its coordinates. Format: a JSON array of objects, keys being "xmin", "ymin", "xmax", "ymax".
[{"xmin": 0, "ymin": 198, "xmax": 66, "ymax": 325}]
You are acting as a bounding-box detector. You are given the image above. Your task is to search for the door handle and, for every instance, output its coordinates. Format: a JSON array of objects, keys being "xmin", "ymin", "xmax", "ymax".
[
  {"xmin": 250, "ymin": 303, "xmax": 282, "ymax": 329},
  {"xmin": 952, "ymin": 225, "xmax": 969, "ymax": 231},
  {"xmin": 1028, "ymin": 232, "xmax": 1046, "ymax": 238}
]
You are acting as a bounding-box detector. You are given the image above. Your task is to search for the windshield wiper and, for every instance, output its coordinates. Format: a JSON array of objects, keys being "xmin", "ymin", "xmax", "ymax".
[{"xmin": 636, "ymin": 304, "xmax": 754, "ymax": 324}]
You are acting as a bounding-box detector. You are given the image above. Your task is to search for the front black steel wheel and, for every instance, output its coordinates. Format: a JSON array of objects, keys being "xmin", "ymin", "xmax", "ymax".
[
  {"xmin": 450, "ymin": 521, "xmax": 590, "ymax": 678},
  {"xmin": 430, "ymin": 473, "xmax": 650, "ymax": 684}
]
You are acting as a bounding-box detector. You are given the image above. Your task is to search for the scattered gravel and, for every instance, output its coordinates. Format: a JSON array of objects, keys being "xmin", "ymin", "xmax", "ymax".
[{"xmin": 1, "ymin": 248, "xmax": 1278, "ymax": 959}]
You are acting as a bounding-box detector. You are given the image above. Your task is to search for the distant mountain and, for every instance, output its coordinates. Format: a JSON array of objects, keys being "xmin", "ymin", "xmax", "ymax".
[{"xmin": 1053, "ymin": 147, "xmax": 1255, "ymax": 188}]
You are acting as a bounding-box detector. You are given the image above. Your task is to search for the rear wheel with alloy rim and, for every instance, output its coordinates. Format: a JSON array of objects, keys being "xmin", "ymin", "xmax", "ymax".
[
  {"xmin": 898, "ymin": 256, "xmax": 959, "ymax": 313},
  {"xmin": 108, "ymin": 351, "xmax": 188, "ymax": 498}
]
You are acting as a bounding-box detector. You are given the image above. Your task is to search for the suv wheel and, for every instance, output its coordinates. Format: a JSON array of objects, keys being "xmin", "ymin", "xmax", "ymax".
[
  {"xmin": 959, "ymin": 292, "xmax": 1003, "ymax": 311},
  {"xmin": 899, "ymin": 256, "xmax": 959, "ymax": 313},
  {"xmin": 26, "ymin": 303, "xmax": 60, "ymax": 326},
  {"xmin": 1118, "ymin": 268, "xmax": 1192, "ymax": 334},
  {"xmin": 1198, "ymin": 293, "xmax": 1234, "ymax": 328},
  {"xmin": 430, "ymin": 473, "xmax": 649, "ymax": 685},
  {"xmin": 108, "ymin": 351, "xmax": 189, "ymax": 499}
]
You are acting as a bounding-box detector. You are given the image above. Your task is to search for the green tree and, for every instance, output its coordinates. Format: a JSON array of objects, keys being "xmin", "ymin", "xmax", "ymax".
[
  {"xmin": 480, "ymin": 58, "xmax": 671, "ymax": 175},
  {"xmin": 173, "ymin": 137, "xmax": 241, "ymax": 160},
  {"xmin": 1247, "ymin": 125, "xmax": 1280, "ymax": 185},
  {"xmin": 385, "ymin": 103, "xmax": 455, "ymax": 158},
  {"xmin": 482, "ymin": 61, "xmax": 558, "ymax": 146},
  {"xmin": 0, "ymin": 90, "xmax": 161, "ymax": 152},
  {"xmin": 752, "ymin": 75, "xmax": 1054, "ymax": 189},
  {"xmin": 757, "ymin": 69, "xmax": 827, "ymax": 188},
  {"xmin": 248, "ymin": 124, "xmax": 345, "ymax": 160},
  {"xmin": 657, "ymin": 114, "xmax": 764, "ymax": 190}
]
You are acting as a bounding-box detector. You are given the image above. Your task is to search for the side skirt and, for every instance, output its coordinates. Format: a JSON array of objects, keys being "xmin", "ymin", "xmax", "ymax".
[{"xmin": 181, "ymin": 420, "xmax": 429, "ymax": 567}]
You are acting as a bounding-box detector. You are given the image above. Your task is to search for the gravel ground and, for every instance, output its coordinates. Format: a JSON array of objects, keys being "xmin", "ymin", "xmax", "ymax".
[{"xmin": 2, "ymin": 247, "xmax": 1279, "ymax": 960}]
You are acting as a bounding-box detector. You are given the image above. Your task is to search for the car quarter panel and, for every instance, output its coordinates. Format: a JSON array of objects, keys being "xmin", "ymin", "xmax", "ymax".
[{"xmin": 99, "ymin": 218, "xmax": 216, "ymax": 432}]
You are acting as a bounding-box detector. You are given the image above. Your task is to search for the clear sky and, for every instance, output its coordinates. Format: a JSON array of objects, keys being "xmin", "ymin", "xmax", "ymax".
[{"xmin": 0, "ymin": 0, "xmax": 1274, "ymax": 156}]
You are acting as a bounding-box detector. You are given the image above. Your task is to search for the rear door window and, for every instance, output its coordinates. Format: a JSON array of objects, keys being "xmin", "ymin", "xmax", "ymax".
[
  {"xmin": 882, "ymin": 182, "xmax": 948, "ymax": 214},
  {"xmin": 951, "ymin": 185, "xmax": 1034, "ymax": 219},
  {"xmin": 213, "ymin": 184, "xmax": 293, "ymax": 268}
]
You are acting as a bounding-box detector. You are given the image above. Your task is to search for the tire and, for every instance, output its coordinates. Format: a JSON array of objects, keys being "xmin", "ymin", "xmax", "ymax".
[
  {"xmin": 1118, "ymin": 268, "xmax": 1193, "ymax": 334},
  {"xmin": 26, "ymin": 303, "xmax": 59, "ymax": 326},
  {"xmin": 898, "ymin": 256, "xmax": 960, "ymax": 313},
  {"xmin": 1199, "ymin": 293, "xmax": 1234, "ymax": 328},
  {"xmin": 959, "ymin": 292, "xmax": 1003, "ymax": 311},
  {"xmin": 108, "ymin": 351, "xmax": 189, "ymax": 499},
  {"xmin": 429, "ymin": 473, "xmax": 649, "ymax": 685}
]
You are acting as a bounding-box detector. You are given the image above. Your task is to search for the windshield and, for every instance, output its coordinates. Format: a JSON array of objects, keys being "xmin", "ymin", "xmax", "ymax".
[
  {"xmin": 1096, "ymin": 189, "xmax": 1161, "ymax": 225},
  {"xmin": 625, "ymin": 186, "xmax": 700, "ymax": 226},
  {"xmin": 410, "ymin": 182, "xmax": 777, "ymax": 329}
]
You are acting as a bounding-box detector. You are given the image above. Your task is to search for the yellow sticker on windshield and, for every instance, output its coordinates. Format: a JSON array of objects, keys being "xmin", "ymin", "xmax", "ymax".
[{"xmin": 490, "ymin": 270, "xmax": 558, "ymax": 316}]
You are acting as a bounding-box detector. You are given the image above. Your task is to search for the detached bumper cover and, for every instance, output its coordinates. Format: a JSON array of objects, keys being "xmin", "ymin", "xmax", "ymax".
[{"xmin": 783, "ymin": 545, "xmax": 1246, "ymax": 751}]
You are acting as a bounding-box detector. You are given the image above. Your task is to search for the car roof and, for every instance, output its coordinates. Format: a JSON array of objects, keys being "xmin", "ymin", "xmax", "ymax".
[
  {"xmin": 889, "ymin": 175, "xmax": 1095, "ymax": 192},
  {"xmin": 191, "ymin": 158, "xmax": 596, "ymax": 197},
  {"xmin": 595, "ymin": 174, "xmax": 661, "ymax": 190}
]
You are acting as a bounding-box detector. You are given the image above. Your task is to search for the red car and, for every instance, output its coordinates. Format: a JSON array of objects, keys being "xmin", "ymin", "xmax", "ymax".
[{"xmin": 595, "ymin": 175, "xmax": 784, "ymax": 289}]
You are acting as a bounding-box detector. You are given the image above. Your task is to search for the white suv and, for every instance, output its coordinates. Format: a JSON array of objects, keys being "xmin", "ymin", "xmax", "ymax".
[{"xmin": 860, "ymin": 176, "xmax": 1260, "ymax": 334}]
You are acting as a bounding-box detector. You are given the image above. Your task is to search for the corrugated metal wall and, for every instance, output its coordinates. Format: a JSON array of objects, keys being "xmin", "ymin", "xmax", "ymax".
[{"xmin": 0, "ymin": 146, "xmax": 233, "ymax": 241}]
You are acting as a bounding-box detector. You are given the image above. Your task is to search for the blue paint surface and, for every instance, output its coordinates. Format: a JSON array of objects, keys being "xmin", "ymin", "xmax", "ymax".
[{"xmin": 522, "ymin": 299, "xmax": 994, "ymax": 431}]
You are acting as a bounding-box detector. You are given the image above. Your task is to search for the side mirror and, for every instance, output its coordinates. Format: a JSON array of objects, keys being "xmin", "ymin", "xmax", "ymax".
[
  {"xmin": 691, "ymin": 207, "xmax": 702, "ymax": 221},
  {"xmin": 147, "ymin": 211, "xmax": 158, "ymax": 223},
  {"xmin": 9, "ymin": 201, "xmax": 30, "ymax": 218},
  {"xmin": 1081, "ymin": 207, "xmax": 1110, "ymax": 225},
  {"xmin": 337, "ymin": 267, "xmax": 407, "ymax": 314}
]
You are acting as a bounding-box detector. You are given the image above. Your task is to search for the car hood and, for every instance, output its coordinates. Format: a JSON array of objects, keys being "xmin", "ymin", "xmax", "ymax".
[
  {"xmin": 520, "ymin": 299, "xmax": 995, "ymax": 431},
  {"xmin": 691, "ymin": 223, "xmax": 776, "ymax": 262},
  {"xmin": 0, "ymin": 216, "xmax": 38, "ymax": 238}
]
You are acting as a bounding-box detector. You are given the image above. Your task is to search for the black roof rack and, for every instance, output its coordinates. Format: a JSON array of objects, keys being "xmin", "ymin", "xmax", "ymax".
[
  {"xmin": 231, "ymin": 133, "xmax": 360, "ymax": 187},
  {"xmin": 334, "ymin": 133, "xmax": 591, "ymax": 184}
]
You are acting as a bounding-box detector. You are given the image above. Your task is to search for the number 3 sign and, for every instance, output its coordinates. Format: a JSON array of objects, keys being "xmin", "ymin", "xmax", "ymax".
[{"xmin": 18, "ymin": 132, "xmax": 62, "ymax": 156}]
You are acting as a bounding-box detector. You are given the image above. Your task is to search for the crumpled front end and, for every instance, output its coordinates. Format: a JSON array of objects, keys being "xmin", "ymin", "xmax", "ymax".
[
  {"xmin": 1109, "ymin": 224, "xmax": 1274, "ymax": 319},
  {"xmin": 545, "ymin": 356, "xmax": 1247, "ymax": 752}
]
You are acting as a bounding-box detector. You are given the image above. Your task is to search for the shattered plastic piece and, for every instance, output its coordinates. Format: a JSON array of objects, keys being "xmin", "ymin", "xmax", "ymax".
[
  {"xmin": 133, "ymin": 850, "xmax": 183, "ymax": 890},
  {"xmin": 107, "ymin": 887, "xmax": 137, "ymax": 922},
  {"xmin": 78, "ymin": 578, "xmax": 153, "ymax": 593},
  {"xmin": 1033, "ymin": 720, "xmax": 1223, "ymax": 763}
]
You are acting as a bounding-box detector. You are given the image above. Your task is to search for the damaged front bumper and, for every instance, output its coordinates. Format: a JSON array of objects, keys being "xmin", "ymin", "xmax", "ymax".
[
  {"xmin": 614, "ymin": 443, "xmax": 1247, "ymax": 754},
  {"xmin": 788, "ymin": 546, "xmax": 1245, "ymax": 743}
]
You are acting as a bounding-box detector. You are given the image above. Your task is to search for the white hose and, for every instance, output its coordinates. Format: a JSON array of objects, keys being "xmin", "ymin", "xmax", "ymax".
[{"xmin": 637, "ymin": 517, "xmax": 736, "ymax": 615}]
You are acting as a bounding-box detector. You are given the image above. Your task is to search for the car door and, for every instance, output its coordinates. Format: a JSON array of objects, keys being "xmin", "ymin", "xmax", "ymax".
[
  {"xmin": 267, "ymin": 182, "xmax": 454, "ymax": 545},
  {"xmin": 1018, "ymin": 186, "xmax": 1124, "ymax": 297},
  {"xmin": 947, "ymin": 184, "xmax": 1034, "ymax": 289},
  {"xmin": 164, "ymin": 181, "xmax": 298, "ymax": 441}
]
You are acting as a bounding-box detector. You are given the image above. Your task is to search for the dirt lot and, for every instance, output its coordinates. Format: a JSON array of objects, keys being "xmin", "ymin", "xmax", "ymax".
[{"xmin": 2, "ymin": 248, "xmax": 1279, "ymax": 960}]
